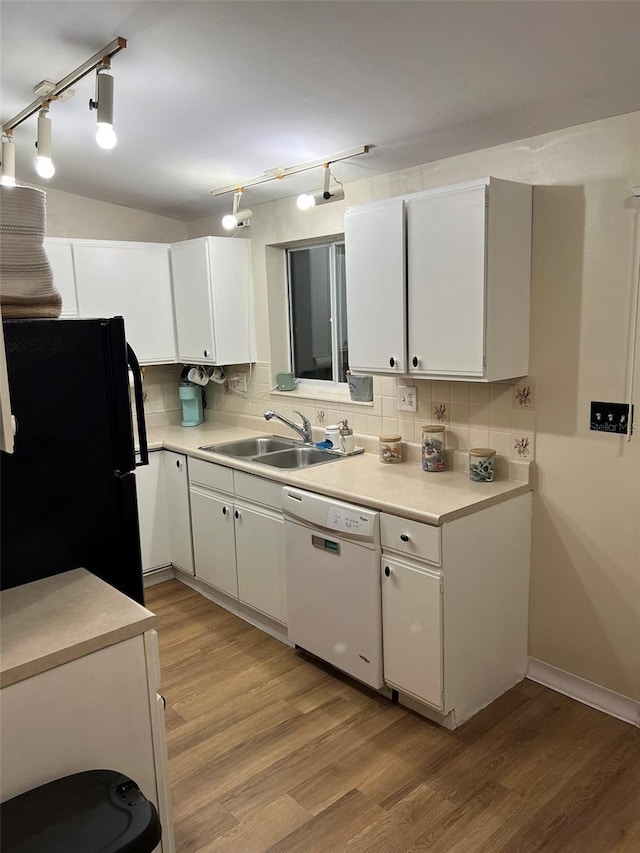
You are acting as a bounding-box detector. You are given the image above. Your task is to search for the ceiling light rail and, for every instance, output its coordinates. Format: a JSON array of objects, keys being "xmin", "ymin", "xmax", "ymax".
[
  {"xmin": 210, "ymin": 145, "xmax": 371, "ymax": 198},
  {"xmin": 2, "ymin": 37, "xmax": 127, "ymax": 135}
]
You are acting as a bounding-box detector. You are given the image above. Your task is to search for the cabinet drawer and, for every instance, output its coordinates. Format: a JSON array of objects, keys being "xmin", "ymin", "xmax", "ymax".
[
  {"xmin": 380, "ymin": 513, "xmax": 441, "ymax": 565},
  {"xmin": 234, "ymin": 471, "xmax": 282, "ymax": 509},
  {"xmin": 188, "ymin": 458, "xmax": 234, "ymax": 494}
]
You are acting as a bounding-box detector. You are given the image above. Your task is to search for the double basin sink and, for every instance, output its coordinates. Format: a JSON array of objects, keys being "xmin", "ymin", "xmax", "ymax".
[{"xmin": 199, "ymin": 435, "xmax": 342, "ymax": 470}]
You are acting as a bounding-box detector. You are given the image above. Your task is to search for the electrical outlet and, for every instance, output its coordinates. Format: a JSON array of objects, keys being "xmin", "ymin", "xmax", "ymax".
[
  {"xmin": 398, "ymin": 385, "xmax": 417, "ymax": 412},
  {"xmin": 228, "ymin": 372, "xmax": 248, "ymax": 392},
  {"xmin": 316, "ymin": 409, "xmax": 326, "ymax": 425},
  {"xmin": 590, "ymin": 401, "xmax": 633, "ymax": 434}
]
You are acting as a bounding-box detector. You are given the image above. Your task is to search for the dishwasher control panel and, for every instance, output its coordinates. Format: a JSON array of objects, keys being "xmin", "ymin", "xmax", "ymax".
[
  {"xmin": 326, "ymin": 505, "xmax": 375, "ymax": 537},
  {"xmin": 282, "ymin": 486, "xmax": 380, "ymax": 545}
]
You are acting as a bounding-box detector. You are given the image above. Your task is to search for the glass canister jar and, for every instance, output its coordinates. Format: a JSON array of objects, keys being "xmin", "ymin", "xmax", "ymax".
[
  {"xmin": 379, "ymin": 434, "xmax": 403, "ymax": 464},
  {"xmin": 422, "ymin": 424, "xmax": 446, "ymax": 472}
]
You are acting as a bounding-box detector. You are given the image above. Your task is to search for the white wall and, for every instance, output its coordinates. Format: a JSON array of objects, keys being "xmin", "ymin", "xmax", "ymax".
[
  {"xmin": 41, "ymin": 185, "xmax": 187, "ymax": 243},
  {"xmin": 190, "ymin": 112, "xmax": 640, "ymax": 701}
]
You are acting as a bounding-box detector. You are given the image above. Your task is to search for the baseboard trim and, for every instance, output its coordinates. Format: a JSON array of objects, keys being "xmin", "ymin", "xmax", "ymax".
[
  {"xmin": 527, "ymin": 657, "xmax": 640, "ymax": 728},
  {"xmin": 143, "ymin": 566, "xmax": 176, "ymax": 587}
]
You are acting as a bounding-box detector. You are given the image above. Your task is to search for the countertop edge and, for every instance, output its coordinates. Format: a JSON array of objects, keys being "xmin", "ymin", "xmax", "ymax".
[
  {"xmin": 0, "ymin": 615, "xmax": 157, "ymax": 689},
  {"xmin": 155, "ymin": 430, "xmax": 532, "ymax": 525}
]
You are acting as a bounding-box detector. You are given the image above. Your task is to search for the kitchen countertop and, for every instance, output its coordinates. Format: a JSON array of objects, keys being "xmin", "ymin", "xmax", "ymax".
[
  {"xmin": 147, "ymin": 422, "xmax": 532, "ymax": 525},
  {"xmin": 0, "ymin": 569, "xmax": 156, "ymax": 688}
]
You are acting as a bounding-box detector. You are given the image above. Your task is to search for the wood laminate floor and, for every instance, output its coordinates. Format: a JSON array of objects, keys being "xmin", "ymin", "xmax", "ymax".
[{"xmin": 145, "ymin": 580, "xmax": 640, "ymax": 853}]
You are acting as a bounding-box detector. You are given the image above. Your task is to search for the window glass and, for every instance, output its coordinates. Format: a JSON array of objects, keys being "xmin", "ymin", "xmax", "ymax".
[{"xmin": 287, "ymin": 241, "xmax": 347, "ymax": 385}]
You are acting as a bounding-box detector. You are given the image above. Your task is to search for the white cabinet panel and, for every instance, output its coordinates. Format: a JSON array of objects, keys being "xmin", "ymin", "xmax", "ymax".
[
  {"xmin": 44, "ymin": 238, "xmax": 77, "ymax": 317},
  {"xmin": 407, "ymin": 184, "xmax": 486, "ymax": 377},
  {"xmin": 190, "ymin": 486, "xmax": 238, "ymax": 597},
  {"xmin": 170, "ymin": 237, "xmax": 254, "ymax": 366},
  {"xmin": 73, "ymin": 241, "xmax": 176, "ymax": 365},
  {"xmin": 235, "ymin": 501, "xmax": 286, "ymax": 624},
  {"xmin": 344, "ymin": 177, "xmax": 532, "ymax": 381},
  {"xmin": 164, "ymin": 452, "xmax": 194, "ymax": 575},
  {"xmin": 345, "ymin": 197, "xmax": 406, "ymax": 373},
  {"xmin": 136, "ymin": 452, "xmax": 171, "ymax": 573},
  {"xmin": 170, "ymin": 240, "xmax": 215, "ymax": 363},
  {"xmin": 382, "ymin": 556, "xmax": 443, "ymax": 709}
]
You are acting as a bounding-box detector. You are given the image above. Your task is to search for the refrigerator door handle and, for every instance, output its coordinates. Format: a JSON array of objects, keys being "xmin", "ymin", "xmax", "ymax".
[{"xmin": 127, "ymin": 344, "xmax": 149, "ymax": 467}]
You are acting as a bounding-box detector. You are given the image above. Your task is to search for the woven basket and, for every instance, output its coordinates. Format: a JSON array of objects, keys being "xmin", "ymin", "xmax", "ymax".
[{"xmin": 0, "ymin": 186, "xmax": 61, "ymax": 318}]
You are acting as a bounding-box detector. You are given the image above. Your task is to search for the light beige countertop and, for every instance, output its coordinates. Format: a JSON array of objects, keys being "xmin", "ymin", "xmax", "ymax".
[
  {"xmin": 148, "ymin": 422, "xmax": 532, "ymax": 526},
  {"xmin": 0, "ymin": 569, "xmax": 156, "ymax": 688}
]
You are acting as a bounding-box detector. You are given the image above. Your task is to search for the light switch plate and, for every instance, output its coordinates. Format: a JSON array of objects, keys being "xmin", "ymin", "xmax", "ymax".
[{"xmin": 398, "ymin": 385, "xmax": 417, "ymax": 412}]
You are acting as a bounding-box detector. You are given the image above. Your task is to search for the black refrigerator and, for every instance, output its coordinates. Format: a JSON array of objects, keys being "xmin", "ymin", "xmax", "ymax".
[{"xmin": 1, "ymin": 317, "xmax": 149, "ymax": 604}]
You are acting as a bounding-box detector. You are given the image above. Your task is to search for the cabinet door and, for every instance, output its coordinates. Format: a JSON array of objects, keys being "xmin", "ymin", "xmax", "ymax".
[
  {"xmin": 190, "ymin": 486, "xmax": 238, "ymax": 597},
  {"xmin": 235, "ymin": 501, "xmax": 286, "ymax": 623},
  {"xmin": 164, "ymin": 452, "xmax": 194, "ymax": 575},
  {"xmin": 345, "ymin": 198, "xmax": 406, "ymax": 373},
  {"xmin": 44, "ymin": 238, "xmax": 77, "ymax": 317},
  {"xmin": 407, "ymin": 183, "xmax": 486, "ymax": 378},
  {"xmin": 382, "ymin": 557, "xmax": 443, "ymax": 708},
  {"xmin": 136, "ymin": 451, "xmax": 171, "ymax": 573},
  {"xmin": 73, "ymin": 242, "xmax": 176, "ymax": 364},
  {"xmin": 170, "ymin": 240, "xmax": 216, "ymax": 364},
  {"xmin": 208, "ymin": 237, "xmax": 254, "ymax": 365}
]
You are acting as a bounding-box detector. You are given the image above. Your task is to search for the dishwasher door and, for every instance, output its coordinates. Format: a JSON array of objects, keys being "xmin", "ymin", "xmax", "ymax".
[{"xmin": 284, "ymin": 516, "xmax": 383, "ymax": 690}]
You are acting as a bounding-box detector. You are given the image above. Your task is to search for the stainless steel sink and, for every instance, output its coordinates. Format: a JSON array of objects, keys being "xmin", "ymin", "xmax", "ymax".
[
  {"xmin": 198, "ymin": 436, "xmax": 341, "ymax": 470},
  {"xmin": 252, "ymin": 446, "xmax": 341, "ymax": 469},
  {"xmin": 199, "ymin": 436, "xmax": 297, "ymax": 458}
]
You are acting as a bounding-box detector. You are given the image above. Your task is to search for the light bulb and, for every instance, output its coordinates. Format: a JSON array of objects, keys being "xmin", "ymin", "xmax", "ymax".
[
  {"xmin": 35, "ymin": 156, "xmax": 55, "ymax": 179},
  {"xmin": 296, "ymin": 193, "xmax": 316, "ymax": 211},
  {"xmin": 222, "ymin": 213, "xmax": 237, "ymax": 231},
  {"xmin": 96, "ymin": 122, "xmax": 117, "ymax": 150}
]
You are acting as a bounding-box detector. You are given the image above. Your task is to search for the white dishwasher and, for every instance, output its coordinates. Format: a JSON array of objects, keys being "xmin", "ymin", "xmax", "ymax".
[{"xmin": 282, "ymin": 486, "xmax": 383, "ymax": 689}]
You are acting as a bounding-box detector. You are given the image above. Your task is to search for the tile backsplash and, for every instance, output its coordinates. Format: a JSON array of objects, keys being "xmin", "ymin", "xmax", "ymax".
[
  {"xmin": 201, "ymin": 362, "xmax": 536, "ymax": 462},
  {"xmin": 143, "ymin": 362, "xmax": 535, "ymax": 462}
]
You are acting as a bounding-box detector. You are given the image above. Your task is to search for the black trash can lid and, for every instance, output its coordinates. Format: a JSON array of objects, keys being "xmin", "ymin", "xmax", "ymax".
[{"xmin": 0, "ymin": 769, "xmax": 162, "ymax": 853}]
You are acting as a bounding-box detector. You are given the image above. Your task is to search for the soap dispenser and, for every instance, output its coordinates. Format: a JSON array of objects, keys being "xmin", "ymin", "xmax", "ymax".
[{"xmin": 339, "ymin": 419, "xmax": 355, "ymax": 454}]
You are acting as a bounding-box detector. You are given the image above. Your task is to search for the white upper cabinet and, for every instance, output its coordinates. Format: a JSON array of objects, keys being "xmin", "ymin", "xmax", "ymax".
[
  {"xmin": 44, "ymin": 238, "xmax": 78, "ymax": 318},
  {"xmin": 345, "ymin": 197, "xmax": 406, "ymax": 374},
  {"xmin": 73, "ymin": 241, "xmax": 176, "ymax": 365},
  {"xmin": 345, "ymin": 177, "xmax": 532, "ymax": 382},
  {"xmin": 170, "ymin": 237, "xmax": 254, "ymax": 366}
]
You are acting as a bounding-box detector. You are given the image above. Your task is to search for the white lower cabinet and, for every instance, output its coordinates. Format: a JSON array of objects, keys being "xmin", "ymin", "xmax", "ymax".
[
  {"xmin": 136, "ymin": 452, "xmax": 171, "ymax": 573},
  {"xmin": 0, "ymin": 630, "xmax": 174, "ymax": 852},
  {"xmin": 190, "ymin": 486, "xmax": 238, "ymax": 597},
  {"xmin": 163, "ymin": 452, "xmax": 194, "ymax": 574},
  {"xmin": 381, "ymin": 556, "xmax": 443, "ymax": 709},
  {"xmin": 234, "ymin": 471, "xmax": 286, "ymax": 623},
  {"xmin": 188, "ymin": 461, "xmax": 286, "ymax": 624},
  {"xmin": 380, "ymin": 494, "xmax": 531, "ymax": 726},
  {"xmin": 136, "ymin": 451, "xmax": 193, "ymax": 575}
]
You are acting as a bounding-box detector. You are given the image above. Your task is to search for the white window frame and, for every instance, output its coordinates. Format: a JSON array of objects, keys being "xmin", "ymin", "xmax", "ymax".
[{"xmin": 286, "ymin": 239, "xmax": 347, "ymax": 393}]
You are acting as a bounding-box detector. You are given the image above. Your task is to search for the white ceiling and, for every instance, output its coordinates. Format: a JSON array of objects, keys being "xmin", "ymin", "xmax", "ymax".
[{"xmin": 1, "ymin": 1, "xmax": 639, "ymax": 222}]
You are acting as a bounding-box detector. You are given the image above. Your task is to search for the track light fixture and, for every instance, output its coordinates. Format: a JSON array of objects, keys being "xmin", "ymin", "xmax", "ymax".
[
  {"xmin": 211, "ymin": 145, "xmax": 371, "ymax": 222},
  {"xmin": 35, "ymin": 107, "xmax": 55, "ymax": 179},
  {"xmin": 89, "ymin": 60, "xmax": 117, "ymax": 149},
  {"xmin": 2, "ymin": 37, "xmax": 126, "ymax": 183},
  {"xmin": 297, "ymin": 164, "xmax": 344, "ymax": 210},
  {"xmin": 0, "ymin": 133, "xmax": 16, "ymax": 186},
  {"xmin": 222, "ymin": 190, "xmax": 253, "ymax": 231}
]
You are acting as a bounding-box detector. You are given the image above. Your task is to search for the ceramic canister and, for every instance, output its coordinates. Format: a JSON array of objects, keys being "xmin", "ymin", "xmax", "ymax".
[{"xmin": 469, "ymin": 448, "xmax": 497, "ymax": 482}]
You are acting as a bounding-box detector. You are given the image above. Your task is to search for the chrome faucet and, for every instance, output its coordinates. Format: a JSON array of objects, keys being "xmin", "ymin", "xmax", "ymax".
[{"xmin": 264, "ymin": 409, "xmax": 313, "ymax": 444}]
